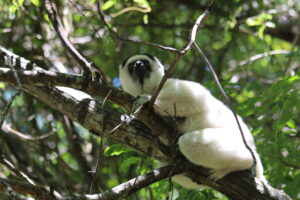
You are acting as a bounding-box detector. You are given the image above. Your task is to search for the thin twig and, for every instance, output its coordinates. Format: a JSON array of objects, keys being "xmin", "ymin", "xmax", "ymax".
[
  {"xmin": 238, "ymin": 50, "xmax": 290, "ymax": 67},
  {"xmin": 148, "ymin": 1, "xmax": 215, "ymax": 107},
  {"xmin": 0, "ymin": 54, "xmax": 22, "ymax": 128},
  {"xmin": 0, "ymin": 155, "xmax": 35, "ymax": 185},
  {"xmin": 63, "ymin": 116, "xmax": 93, "ymax": 184},
  {"xmin": 97, "ymin": 0, "xmax": 214, "ymax": 112},
  {"xmin": 181, "ymin": 9, "xmax": 211, "ymax": 54},
  {"xmin": 0, "ymin": 62, "xmax": 293, "ymax": 199},
  {"xmin": 0, "ymin": 177, "xmax": 56, "ymax": 200},
  {"xmin": 106, "ymin": 103, "xmax": 143, "ymax": 135},
  {"xmin": 67, "ymin": 0, "xmax": 104, "ymax": 40},
  {"xmin": 89, "ymin": 89, "xmax": 112, "ymax": 193},
  {"xmin": 110, "ymin": 6, "xmax": 151, "ymax": 18},
  {"xmin": 0, "ymin": 181, "xmax": 17, "ymax": 200},
  {"xmin": 2, "ymin": 122, "xmax": 54, "ymax": 141},
  {"xmin": 0, "ymin": 91, "xmax": 21, "ymax": 128},
  {"xmin": 96, "ymin": 1, "xmax": 181, "ymax": 53},
  {"xmin": 193, "ymin": 42, "xmax": 257, "ymax": 171},
  {"xmin": 280, "ymin": 160, "xmax": 300, "ymax": 169},
  {"xmin": 44, "ymin": 0, "xmax": 106, "ymax": 81},
  {"xmin": 65, "ymin": 164, "xmax": 186, "ymax": 200}
]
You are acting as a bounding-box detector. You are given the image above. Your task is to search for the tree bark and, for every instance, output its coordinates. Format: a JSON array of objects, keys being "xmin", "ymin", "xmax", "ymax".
[{"xmin": 0, "ymin": 46, "xmax": 292, "ymax": 200}]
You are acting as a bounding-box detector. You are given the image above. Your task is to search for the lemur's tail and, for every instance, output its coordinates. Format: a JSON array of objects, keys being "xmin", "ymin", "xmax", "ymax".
[{"xmin": 255, "ymin": 152, "xmax": 268, "ymax": 184}]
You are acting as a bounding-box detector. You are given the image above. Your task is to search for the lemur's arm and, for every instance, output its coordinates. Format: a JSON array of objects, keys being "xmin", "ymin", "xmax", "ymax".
[{"xmin": 153, "ymin": 78, "xmax": 217, "ymax": 117}]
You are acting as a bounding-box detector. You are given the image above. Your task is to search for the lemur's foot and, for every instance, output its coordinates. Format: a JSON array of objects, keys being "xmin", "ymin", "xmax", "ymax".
[{"xmin": 209, "ymin": 168, "xmax": 232, "ymax": 181}]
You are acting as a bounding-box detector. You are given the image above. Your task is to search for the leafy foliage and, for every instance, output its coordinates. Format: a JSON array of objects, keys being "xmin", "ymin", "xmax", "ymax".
[{"xmin": 0, "ymin": 0, "xmax": 300, "ymax": 199}]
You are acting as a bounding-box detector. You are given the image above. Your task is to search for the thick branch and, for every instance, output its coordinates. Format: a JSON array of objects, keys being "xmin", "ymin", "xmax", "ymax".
[
  {"xmin": 0, "ymin": 178, "xmax": 54, "ymax": 200},
  {"xmin": 63, "ymin": 164, "xmax": 186, "ymax": 200},
  {"xmin": 0, "ymin": 47, "xmax": 292, "ymax": 200},
  {"xmin": 23, "ymin": 85, "xmax": 167, "ymax": 161},
  {"xmin": 0, "ymin": 46, "xmax": 175, "ymax": 145},
  {"xmin": 0, "ymin": 164, "xmax": 185, "ymax": 200},
  {"xmin": 23, "ymin": 83, "xmax": 293, "ymax": 200}
]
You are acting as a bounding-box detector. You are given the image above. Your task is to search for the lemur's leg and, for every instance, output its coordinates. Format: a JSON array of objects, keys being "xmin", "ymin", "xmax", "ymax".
[{"xmin": 178, "ymin": 128, "xmax": 254, "ymax": 180}]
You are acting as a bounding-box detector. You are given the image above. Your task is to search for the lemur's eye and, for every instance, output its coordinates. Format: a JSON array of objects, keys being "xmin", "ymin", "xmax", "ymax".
[
  {"xmin": 127, "ymin": 60, "xmax": 151, "ymax": 73},
  {"xmin": 128, "ymin": 62, "xmax": 134, "ymax": 74},
  {"xmin": 143, "ymin": 60, "xmax": 151, "ymax": 71}
]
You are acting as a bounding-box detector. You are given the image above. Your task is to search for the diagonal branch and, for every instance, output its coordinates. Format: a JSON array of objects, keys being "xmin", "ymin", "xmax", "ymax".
[
  {"xmin": 20, "ymin": 84, "xmax": 294, "ymax": 200},
  {"xmin": 0, "ymin": 47, "xmax": 293, "ymax": 200},
  {"xmin": 0, "ymin": 164, "xmax": 185, "ymax": 200},
  {"xmin": 44, "ymin": 0, "xmax": 106, "ymax": 81},
  {"xmin": 63, "ymin": 164, "xmax": 186, "ymax": 200},
  {"xmin": 96, "ymin": 2, "xmax": 181, "ymax": 53},
  {"xmin": 148, "ymin": 0, "xmax": 215, "ymax": 107},
  {"xmin": 0, "ymin": 46, "xmax": 175, "ymax": 144},
  {"xmin": 23, "ymin": 85, "xmax": 167, "ymax": 160},
  {"xmin": 97, "ymin": 0, "xmax": 215, "ymax": 107},
  {"xmin": 0, "ymin": 178, "xmax": 55, "ymax": 200}
]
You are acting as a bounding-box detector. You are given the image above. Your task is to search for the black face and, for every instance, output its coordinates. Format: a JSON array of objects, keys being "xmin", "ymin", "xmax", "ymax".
[{"xmin": 127, "ymin": 59, "xmax": 152, "ymax": 85}]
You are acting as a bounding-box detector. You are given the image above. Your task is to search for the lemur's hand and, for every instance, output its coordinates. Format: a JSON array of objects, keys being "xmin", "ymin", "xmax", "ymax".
[{"xmin": 132, "ymin": 94, "xmax": 151, "ymax": 113}]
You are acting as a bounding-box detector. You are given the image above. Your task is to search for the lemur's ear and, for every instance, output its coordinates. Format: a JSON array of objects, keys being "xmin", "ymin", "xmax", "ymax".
[{"xmin": 143, "ymin": 54, "xmax": 154, "ymax": 60}]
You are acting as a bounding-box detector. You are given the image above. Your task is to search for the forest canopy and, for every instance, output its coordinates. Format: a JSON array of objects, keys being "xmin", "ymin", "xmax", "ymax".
[{"xmin": 0, "ymin": 0, "xmax": 299, "ymax": 199}]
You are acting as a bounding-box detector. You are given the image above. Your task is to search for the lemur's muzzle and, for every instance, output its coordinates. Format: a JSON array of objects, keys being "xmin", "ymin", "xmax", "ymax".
[{"xmin": 129, "ymin": 60, "xmax": 151, "ymax": 85}]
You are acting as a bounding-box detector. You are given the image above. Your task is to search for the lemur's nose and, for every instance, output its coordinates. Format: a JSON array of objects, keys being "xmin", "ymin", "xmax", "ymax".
[
  {"xmin": 134, "ymin": 61, "xmax": 143, "ymax": 67},
  {"xmin": 134, "ymin": 61, "xmax": 147, "ymax": 74},
  {"xmin": 135, "ymin": 64, "xmax": 146, "ymax": 75}
]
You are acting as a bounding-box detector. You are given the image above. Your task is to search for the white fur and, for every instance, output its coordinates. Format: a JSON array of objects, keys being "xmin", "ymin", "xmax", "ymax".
[
  {"xmin": 119, "ymin": 55, "xmax": 267, "ymax": 188},
  {"xmin": 119, "ymin": 55, "xmax": 165, "ymax": 96}
]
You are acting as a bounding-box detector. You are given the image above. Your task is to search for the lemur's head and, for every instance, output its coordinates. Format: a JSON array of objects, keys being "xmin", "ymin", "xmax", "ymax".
[{"xmin": 119, "ymin": 54, "xmax": 165, "ymax": 96}]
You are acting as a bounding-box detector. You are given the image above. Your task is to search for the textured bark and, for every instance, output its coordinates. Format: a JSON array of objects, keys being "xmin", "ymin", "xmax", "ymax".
[
  {"xmin": 0, "ymin": 178, "xmax": 54, "ymax": 200},
  {"xmin": 0, "ymin": 46, "xmax": 292, "ymax": 200}
]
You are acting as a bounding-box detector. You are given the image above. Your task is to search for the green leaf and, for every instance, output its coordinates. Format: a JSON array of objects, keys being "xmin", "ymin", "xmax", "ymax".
[
  {"xmin": 265, "ymin": 21, "xmax": 275, "ymax": 28},
  {"xmin": 104, "ymin": 144, "xmax": 133, "ymax": 156},
  {"xmin": 143, "ymin": 14, "xmax": 148, "ymax": 24},
  {"xmin": 246, "ymin": 18, "xmax": 258, "ymax": 26},
  {"xmin": 30, "ymin": 0, "xmax": 40, "ymax": 6},
  {"xmin": 102, "ymin": 0, "xmax": 117, "ymax": 11},
  {"xmin": 18, "ymin": 0, "xmax": 24, "ymax": 7},
  {"xmin": 258, "ymin": 25, "xmax": 266, "ymax": 39},
  {"xmin": 134, "ymin": 0, "xmax": 151, "ymax": 9},
  {"xmin": 9, "ymin": 5, "xmax": 18, "ymax": 15},
  {"xmin": 43, "ymin": 13, "xmax": 50, "ymax": 23},
  {"xmin": 286, "ymin": 120, "xmax": 296, "ymax": 129},
  {"xmin": 119, "ymin": 157, "xmax": 140, "ymax": 173},
  {"xmin": 246, "ymin": 13, "xmax": 272, "ymax": 27}
]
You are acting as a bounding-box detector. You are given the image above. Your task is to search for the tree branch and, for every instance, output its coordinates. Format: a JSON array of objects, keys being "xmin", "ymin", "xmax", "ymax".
[
  {"xmin": 0, "ymin": 178, "xmax": 55, "ymax": 200},
  {"xmin": 62, "ymin": 164, "xmax": 186, "ymax": 200},
  {"xmin": 96, "ymin": 2, "xmax": 181, "ymax": 53},
  {"xmin": 0, "ymin": 164, "xmax": 185, "ymax": 200},
  {"xmin": 0, "ymin": 46, "xmax": 175, "ymax": 145},
  {"xmin": 148, "ymin": 1, "xmax": 214, "ymax": 107},
  {"xmin": 0, "ymin": 47, "xmax": 292, "ymax": 200},
  {"xmin": 44, "ymin": 0, "xmax": 106, "ymax": 81}
]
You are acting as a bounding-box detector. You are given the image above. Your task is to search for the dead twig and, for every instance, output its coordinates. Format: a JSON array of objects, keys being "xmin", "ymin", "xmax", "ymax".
[
  {"xmin": 193, "ymin": 41, "xmax": 257, "ymax": 173},
  {"xmin": 2, "ymin": 122, "xmax": 54, "ymax": 141},
  {"xmin": 0, "ymin": 53, "xmax": 22, "ymax": 128},
  {"xmin": 88, "ymin": 89, "xmax": 112, "ymax": 193},
  {"xmin": 96, "ymin": 2, "xmax": 181, "ymax": 53},
  {"xmin": 0, "ymin": 154, "xmax": 35, "ymax": 185},
  {"xmin": 44, "ymin": 0, "xmax": 106, "ymax": 82},
  {"xmin": 148, "ymin": 0, "xmax": 215, "ymax": 107}
]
